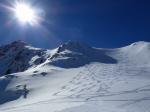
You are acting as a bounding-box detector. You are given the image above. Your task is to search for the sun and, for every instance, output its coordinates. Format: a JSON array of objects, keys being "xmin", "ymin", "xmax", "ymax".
[
  {"xmin": 13, "ymin": 2, "xmax": 38, "ymax": 25},
  {"xmin": 14, "ymin": 3, "xmax": 36, "ymax": 23},
  {"xmin": 1, "ymin": 0, "xmax": 45, "ymax": 26}
]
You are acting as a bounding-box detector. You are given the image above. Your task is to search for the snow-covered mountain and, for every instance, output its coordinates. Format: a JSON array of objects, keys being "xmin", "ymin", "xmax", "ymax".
[
  {"xmin": 0, "ymin": 40, "xmax": 150, "ymax": 112},
  {"xmin": 49, "ymin": 41, "xmax": 117, "ymax": 68},
  {"xmin": 0, "ymin": 40, "xmax": 50, "ymax": 76}
]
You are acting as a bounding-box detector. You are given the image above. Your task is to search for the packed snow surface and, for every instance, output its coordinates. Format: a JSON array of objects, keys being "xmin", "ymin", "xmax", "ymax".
[{"xmin": 0, "ymin": 41, "xmax": 150, "ymax": 112}]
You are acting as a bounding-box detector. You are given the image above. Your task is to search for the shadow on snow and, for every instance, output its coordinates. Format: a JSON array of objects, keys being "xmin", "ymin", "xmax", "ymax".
[{"xmin": 0, "ymin": 75, "xmax": 29, "ymax": 105}]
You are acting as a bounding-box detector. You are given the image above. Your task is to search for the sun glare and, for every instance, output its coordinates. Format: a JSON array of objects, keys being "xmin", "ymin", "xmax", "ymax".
[
  {"xmin": 2, "ymin": 0, "xmax": 45, "ymax": 26},
  {"xmin": 13, "ymin": 2, "xmax": 39, "ymax": 25},
  {"xmin": 7, "ymin": 1, "xmax": 44, "ymax": 26},
  {"xmin": 14, "ymin": 3, "xmax": 36, "ymax": 24}
]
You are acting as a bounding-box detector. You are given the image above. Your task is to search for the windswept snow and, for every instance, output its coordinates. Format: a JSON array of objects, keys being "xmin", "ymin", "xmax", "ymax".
[{"xmin": 0, "ymin": 41, "xmax": 150, "ymax": 112}]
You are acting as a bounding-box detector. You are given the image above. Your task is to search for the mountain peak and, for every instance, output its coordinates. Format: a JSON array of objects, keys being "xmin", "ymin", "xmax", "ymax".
[
  {"xmin": 9, "ymin": 40, "xmax": 28, "ymax": 47},
  {"xmin": 0, "ymin": 40, "xmax": 48, "ymax": 76},
  {"xmin": 0, "ymin": 40, "xmax": 29, "ymax": 50},
  {"xmin": 57, "ymin": 40, "xmax": 92, "ymax": 53}
]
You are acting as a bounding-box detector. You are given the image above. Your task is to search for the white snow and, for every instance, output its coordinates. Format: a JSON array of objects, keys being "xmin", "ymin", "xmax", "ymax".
[{"xmin": 0, "ymin": 41, "xmax": 150, "ymax": 112}]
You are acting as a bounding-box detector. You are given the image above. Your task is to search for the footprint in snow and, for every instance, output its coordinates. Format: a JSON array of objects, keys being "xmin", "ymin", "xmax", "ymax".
[
  {"xmin": 61, "ymin": 86, "xmax": 67, "ymax": 89},
  {"xmin": 53, "ymin": 91, "xmax": 61, "ymax": 96}
]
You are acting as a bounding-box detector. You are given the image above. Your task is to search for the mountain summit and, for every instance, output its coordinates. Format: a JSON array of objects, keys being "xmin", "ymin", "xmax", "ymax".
[
  {"xmin": 0, "ymin": 40, "xmax": 48, "ymax": 76},
  {"xmin": 49, "ymin": 41, "xmax": 117, "ymax": 68}
]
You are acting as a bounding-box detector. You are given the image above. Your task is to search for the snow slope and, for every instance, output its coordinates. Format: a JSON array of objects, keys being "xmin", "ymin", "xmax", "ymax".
[{"xmin": 0, "ymin": 41, "xmax": 150, "ymax": 112}]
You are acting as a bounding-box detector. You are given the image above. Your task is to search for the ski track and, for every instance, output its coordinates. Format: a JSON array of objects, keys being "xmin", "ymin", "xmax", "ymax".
[{"xmin": 1, "ymin": 63, "xmax": 150, "ymax": 112}]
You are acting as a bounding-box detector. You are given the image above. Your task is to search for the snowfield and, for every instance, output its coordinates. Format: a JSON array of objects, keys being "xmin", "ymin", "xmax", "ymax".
[{"xmin": 0, "ymin": 41, "xmax": 150, "ymax": 112}]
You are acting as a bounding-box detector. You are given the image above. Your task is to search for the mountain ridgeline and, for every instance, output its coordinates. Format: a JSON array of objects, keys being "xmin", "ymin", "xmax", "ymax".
[{"xmin": 0, "ymin": 40, "xmax": 150, "ymax": 76}]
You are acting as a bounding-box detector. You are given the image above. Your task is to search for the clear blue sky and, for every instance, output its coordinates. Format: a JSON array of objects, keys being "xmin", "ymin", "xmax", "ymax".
[{"xmin": 0, "ymin": 0, "xmax": 150, "ymax": 48}]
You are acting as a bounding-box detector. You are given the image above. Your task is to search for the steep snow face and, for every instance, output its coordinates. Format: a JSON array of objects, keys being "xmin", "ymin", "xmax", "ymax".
[
  {"xmin": 0, "ymin": 41, "xmax": 50, "ymax": 76},
  {"xmin": 0, "ymin": 41, "xmax": 150, "ymax": 112}
]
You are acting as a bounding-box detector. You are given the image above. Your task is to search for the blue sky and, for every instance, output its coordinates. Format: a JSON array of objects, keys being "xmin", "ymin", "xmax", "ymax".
[{"xmin": 0, "ymin": 0, "xmax": 150, "ymax": 48}]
